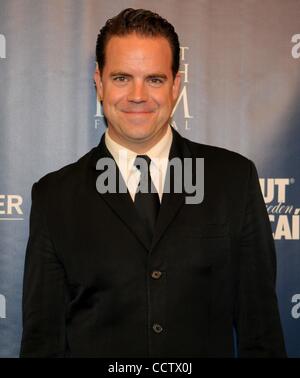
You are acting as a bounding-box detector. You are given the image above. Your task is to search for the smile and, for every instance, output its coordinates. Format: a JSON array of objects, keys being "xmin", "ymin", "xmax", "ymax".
[{"xmin": 122, "ymin": 111, "xmax": 153, "ymax": 114}]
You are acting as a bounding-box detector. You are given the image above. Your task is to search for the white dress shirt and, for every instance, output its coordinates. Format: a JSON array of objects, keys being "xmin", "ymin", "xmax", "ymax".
[{"xmin": 104, "ymin": 126, "xmax": 173, "ymax": 202}]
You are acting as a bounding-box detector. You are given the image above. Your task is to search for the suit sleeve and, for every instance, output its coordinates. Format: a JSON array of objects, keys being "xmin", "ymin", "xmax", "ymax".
[
  {"xmin": 234, "ymin": 161, "xmax": 286, "ymax": 357},
  {"xmin": 20, "ymin": 182, "xmax": 67, "ymax": 357}
]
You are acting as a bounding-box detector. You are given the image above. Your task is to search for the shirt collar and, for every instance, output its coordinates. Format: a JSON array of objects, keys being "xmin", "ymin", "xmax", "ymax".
[{"xmin": 104, "ymin": 125, "xmax": 173, "ymax": 169}]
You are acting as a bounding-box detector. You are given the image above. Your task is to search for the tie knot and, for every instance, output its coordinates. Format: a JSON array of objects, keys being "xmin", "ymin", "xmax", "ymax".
[{"xmin": 134, "ymin": 155, "xmax": 152, "ymax": 171}]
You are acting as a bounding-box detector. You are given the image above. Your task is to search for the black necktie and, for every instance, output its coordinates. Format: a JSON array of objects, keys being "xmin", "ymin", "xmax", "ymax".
[{"xmin": 134, "ymin": 155, "xmax": 160, "ymax": 239}]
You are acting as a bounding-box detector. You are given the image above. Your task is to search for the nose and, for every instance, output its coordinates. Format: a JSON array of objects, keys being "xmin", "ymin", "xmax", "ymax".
[{"xmin": 127, "ymin": 80, "xmax": 148, "ymax": 103}]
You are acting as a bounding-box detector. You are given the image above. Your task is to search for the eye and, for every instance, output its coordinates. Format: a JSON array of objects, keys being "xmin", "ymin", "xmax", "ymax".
[
  {"xmin": 112, "ymin": 76, "xmax": 129, "ymax": 84},
  {"xmin": 148, "ymin": 77, "xmax": 164, "ymax": 86}
]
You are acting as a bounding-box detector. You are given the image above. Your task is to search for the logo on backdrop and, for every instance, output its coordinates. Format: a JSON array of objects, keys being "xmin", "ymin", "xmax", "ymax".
[
  {"xmin": 291, "ymin": 34, "xmax": 300, "ymax": 59},
  {"xmin": 260, "ymin": 178, "xmax": 299, "ymax": 240},
  {"xmin": 0, "ymin": 34, "xmax": 6, "ymax": 59},
  {"xmin": 291, "ymin": 294, "xmax": 300, "ymax": 319},
  {"xmin": 94, "ymin": 46, "xmax": 193, "ymax": 130},
  {"xmin": 0, "ymin": 294, "xmax": 6, "ymax": 319},
  {"xmin": 0, "ymin": 195, "xmax": 24, "ymax": 221},
  {"xmin": 171, "ymin": 46, "xmax": 193, "ymax": 131}
]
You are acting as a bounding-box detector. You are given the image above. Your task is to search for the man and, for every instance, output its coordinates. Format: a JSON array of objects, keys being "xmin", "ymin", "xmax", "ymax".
[{"xmin": 20, "ymin": 8, "xmax": 286, "ymax": 357}]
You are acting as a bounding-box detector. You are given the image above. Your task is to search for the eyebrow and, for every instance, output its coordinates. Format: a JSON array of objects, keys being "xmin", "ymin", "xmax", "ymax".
[
  {"xmin": 147, "ymin": 74, "xmax": 168, "ymax": 80},
  {"xmin": 109, "ymin": 71, "xmax": 168, "ymax": 80}
]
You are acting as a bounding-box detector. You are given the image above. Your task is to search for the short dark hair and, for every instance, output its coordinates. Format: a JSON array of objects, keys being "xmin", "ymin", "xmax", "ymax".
[{"xmin": 96, "ymin": 8, "xmax": 180, "ymax": 78}]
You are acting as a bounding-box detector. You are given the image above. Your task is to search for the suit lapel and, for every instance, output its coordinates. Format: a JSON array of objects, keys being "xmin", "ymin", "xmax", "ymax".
[
  {"xmin": 90, "ymin": 127, "xmax": 194, "ymax": 252},
  {"xmin": 90, "ymin": 133, "xmax": 153, "ymax": 250},
  {"xmin": 151, "ymin": 127, "xmax": 193, "ymax": 250}
]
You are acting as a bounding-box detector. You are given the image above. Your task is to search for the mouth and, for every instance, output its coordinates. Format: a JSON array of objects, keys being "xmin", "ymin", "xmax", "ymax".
[{"xmin": 122, "ymin": 110, "xmax": 153, "ymax": 114}]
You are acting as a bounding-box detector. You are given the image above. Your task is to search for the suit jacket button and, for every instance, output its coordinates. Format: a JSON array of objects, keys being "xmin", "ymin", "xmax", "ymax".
[
  {"xmin": 151, "ymin": 270, "xmax": 162, "ymax": 279},
  {"xmin": 153, "ymin": 323, "xmax": 163, "ymax": 334}
]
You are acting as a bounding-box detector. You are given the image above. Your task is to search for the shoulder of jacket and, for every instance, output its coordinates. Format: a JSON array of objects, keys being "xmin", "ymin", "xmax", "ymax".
[
  {"xmin": 32, "ymin": 147, "xmax": 97, "ymax": 194},
  {"xmin": 184, "ymin": 137, "xmax": 253, "ymax": 169}
]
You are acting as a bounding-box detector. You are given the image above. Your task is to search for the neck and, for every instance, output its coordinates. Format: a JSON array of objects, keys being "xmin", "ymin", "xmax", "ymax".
[{"xmin": 107, "ymin": 125, "xmax": 169, "ymax": 154}]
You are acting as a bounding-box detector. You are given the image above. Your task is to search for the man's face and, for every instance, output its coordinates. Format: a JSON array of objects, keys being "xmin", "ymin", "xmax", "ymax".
[{"xmin": 94, "ymin": 33, "xmax": 181, "ymax": 152}]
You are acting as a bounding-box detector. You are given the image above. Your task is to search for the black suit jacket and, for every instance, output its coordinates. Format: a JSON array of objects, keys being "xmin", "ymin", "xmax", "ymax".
[{"xmin": 20, "ymin": 128, "xmax": 286, "ymax": 357}]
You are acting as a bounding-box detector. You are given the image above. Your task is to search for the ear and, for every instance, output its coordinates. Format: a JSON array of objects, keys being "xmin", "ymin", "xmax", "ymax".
[
  {"xmin": 94, "ymin": 63, "xmax": 103, "ymax": 101},
  {"xmin": 172, "ymin": 72, "xmax": 181, "ymax": 102}
]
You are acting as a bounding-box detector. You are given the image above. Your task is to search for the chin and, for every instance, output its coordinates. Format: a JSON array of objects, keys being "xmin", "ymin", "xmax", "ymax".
[
  {"xmin": 126, "ymin": 131, "xmax": 153, "ymax": 143},
  {"xmin": 123, "ymin": 125, "xmax": 154, "ymax": 139}
]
